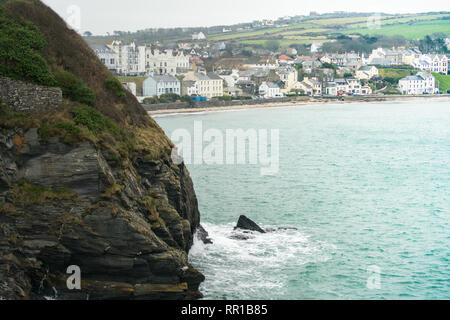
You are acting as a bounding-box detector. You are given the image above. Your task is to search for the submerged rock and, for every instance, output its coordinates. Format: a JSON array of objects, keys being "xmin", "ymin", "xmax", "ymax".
[
  {"xmin": 196, "ymin": 225, "xmax": 213, "ymax": 244},
  {"xmin": 229, "ymin": 232, "xmax": 254, "ymax": 241},
  {"xmin": 235, "ymin": 215, "xmax": 266, "ymax": 233},
  {"xmin": 265, "ymin": 227, "xmax": 299, "ymax": 232}
]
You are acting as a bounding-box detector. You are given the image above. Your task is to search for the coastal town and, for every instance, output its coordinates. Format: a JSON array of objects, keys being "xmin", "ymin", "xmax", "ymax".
[{"xmin": 88, "ymin": 26, "xmax": 450, "ymax": 104}]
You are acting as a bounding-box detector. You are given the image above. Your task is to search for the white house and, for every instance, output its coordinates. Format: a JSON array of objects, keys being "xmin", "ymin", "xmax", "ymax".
[
  {"xmin": 183, "ymin": 72, "xmax": 224, "ymax": 98},
  {"xmin": 217, "ymin": 70, "xmax": 240, "ymax": 88},
  {"xmin": 324, "ymin": 78, "xmax": 368, "ymax": 96},
  {"xmin": 143, "ymin": 75, "xmax": 181, "ymax": 97},
  {"xmin": 355, "ymin": 66, "xmax": 379, "ymax": 80},
  {"xmin": 276, "ymin": 66, "xmax": 298, "ymax": 92},
  {"xmin": 259, "ymin": 82, "xmax": 281, "ymax": 98},
  {"xmin": 107, "ymin": 41, "xmax": 146, "ymax": 75},
  {"xmin": 192, "ymin": 32, "xmax": 206, "ymax": 41},
  {"xmin": 398, "ymin": 72, "xmax": 436, "ymax": 95},
  {"xmin": 181, "ymin": 80, "xmax": 198, "ymax": 96},
  {"xmin": 89, "ymin": 43, "xmax": 118, "ymax": 73},
  {"xmin": 145, "ymin": 48, "xmax": 190, "ymax": 75},
  {"xmin": 300, "ymin": 77, "xmax": 322, "ymax": 96},
  {"xmin": 413, "ymin": 54, "xmax": 448, "ymax": 74}
]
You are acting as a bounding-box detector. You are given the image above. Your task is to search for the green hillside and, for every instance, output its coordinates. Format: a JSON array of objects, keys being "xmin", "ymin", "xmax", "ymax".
[{"xmin": 432, "ymin": 73, "xmax": 450, "ymax": 92}]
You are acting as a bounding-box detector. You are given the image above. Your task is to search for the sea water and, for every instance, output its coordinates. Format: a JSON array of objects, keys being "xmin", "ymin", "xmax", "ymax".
[{"xmin": 154, "ymin": 99, "xmax": 450, "ymax": 300}]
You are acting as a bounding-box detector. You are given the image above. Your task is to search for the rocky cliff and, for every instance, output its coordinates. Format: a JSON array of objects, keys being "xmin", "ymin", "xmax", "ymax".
[{"xmin": 0, "ymin": 0, "xmax": 204, "ymax": 300}]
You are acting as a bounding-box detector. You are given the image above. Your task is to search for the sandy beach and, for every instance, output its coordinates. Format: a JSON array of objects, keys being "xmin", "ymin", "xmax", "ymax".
[{"xmin": 148, "ymin": 95, "xmax": 450, "ymax": 116}]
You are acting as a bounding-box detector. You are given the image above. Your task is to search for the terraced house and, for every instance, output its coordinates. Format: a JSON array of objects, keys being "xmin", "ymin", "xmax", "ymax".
[
  {"xmin": 142, "ymin": 75, "xmax": 181, "ymax": 97},
  {"xmin": 88, "ymin": 43, "xmax": 119, "ymax": 73},
  {"xmin": 413, "ymin": 54, "xmax": 448, "ymax": 74},
  {"xmin": 184, "ymin": 72, "xmax": 224, "ymax": 98},
  {"xmin": 108, "ymin": 40, "xmax": 146, "ymax": 75},
  {"xmin": 145, "ymin": 48, "xmax": 190, "ymax": 75},
  {"xmin": 398, "ymin": 72, "xmax": 436, "ymax": 95}
]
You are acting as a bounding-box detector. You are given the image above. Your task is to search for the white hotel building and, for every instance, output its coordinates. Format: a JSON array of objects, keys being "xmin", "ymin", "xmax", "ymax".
[{"xmin": 398, "ymin": 72, "xmax": 436, "ymax": 95}]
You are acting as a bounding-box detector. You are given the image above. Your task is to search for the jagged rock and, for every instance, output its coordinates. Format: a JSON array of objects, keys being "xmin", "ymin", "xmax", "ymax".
[
  {"xmin": 235, "ymin": 215, "xmax": 266, "ymax": 233},
  {"xmin": 196, "ymin": 224, "xmax": 213, "ymax": 244}
]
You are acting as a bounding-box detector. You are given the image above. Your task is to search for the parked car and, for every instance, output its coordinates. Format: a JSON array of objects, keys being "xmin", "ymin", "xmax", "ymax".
[{"xmin": 447, "ymin": 89, "xmax": 450, "ymax": 94}]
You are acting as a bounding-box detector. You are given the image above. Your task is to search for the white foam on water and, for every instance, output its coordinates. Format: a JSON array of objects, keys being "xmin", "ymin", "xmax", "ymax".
[{"xmin": 189, "ymin": 222, "xmax": 333, "ymax": 300}]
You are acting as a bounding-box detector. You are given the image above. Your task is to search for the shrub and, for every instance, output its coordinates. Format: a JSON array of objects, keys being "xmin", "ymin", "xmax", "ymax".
[
  {"xmin": 143, "ymin": 97, "xmax": 159, "ymax": 104},
  {"xmin": 71, "ymin": 105, "xmax": 122, "ymax": 139},
  {"xmin": 39, "ymin": 121, "xmax": 83, "ymax": 144},
  {"xmin": 0, "ymin": 10, "xmax": 57, "ymax": 86},
  {"xmin": 180, "ymin": 95, "xmax": 192, "ymax": 103},
  {"xmin": 105, "ymin": 77, "xmax": 126, "ymax": 98},
  {"xmin": 159, "ymin": 93, "xmax": 180, "ymax": 103},
  {"xmin": 72, "ymin": 105, "xmax": 108, "ymax": 133},
  {"xmin": 218, "ymin": 95, "xmax": 232, "ymax": 101},
  {"xmin": 55, "ymin": 70, "xmax": 96, "ymax": 106}
]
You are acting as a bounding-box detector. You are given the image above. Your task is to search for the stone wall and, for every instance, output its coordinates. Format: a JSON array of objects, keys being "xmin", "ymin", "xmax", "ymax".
[{"xmin": 0, "ymin": 77, "xmax": 62, "ymax": 113}]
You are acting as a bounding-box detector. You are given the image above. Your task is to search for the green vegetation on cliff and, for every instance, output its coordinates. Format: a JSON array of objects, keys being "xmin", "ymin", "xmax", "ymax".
[
  {"xmin": 0, "ymin": 0, "xmax": 173, "ymax": 163},
  {"xmin": 105, "ymin": 77, "xmax": 127, "ymax": 98},
  {"xmin": 55, "ymin": 70, "xmax": 96, "ymax": 106},
  {"xmin": 0, "ymin": 5, "xmax": 56, "ymax": 86},
  {"xmin": 9, "ymin": 180, "xmax": 77, "ymax": 207}
]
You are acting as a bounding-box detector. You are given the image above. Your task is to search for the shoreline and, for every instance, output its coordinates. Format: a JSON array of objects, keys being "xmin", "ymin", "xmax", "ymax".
[{"xmin": 148, "ymin": 95, "xmax": 450, "ymax": 116}]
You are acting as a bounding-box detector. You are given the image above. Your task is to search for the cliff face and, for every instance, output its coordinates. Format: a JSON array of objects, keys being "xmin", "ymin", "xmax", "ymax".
[
  {"xmin": 0, "ymin": 0, "xmax": 204, "ymax": 300},
  {"xmin": 0, "ymin": 127, "xmax": 203, "ymax": 300}
]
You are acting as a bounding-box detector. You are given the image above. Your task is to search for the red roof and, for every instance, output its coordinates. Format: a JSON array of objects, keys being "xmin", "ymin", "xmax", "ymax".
[{"xmin": 278, "ymin": 55, "xmax": 293, "ymax": 61}]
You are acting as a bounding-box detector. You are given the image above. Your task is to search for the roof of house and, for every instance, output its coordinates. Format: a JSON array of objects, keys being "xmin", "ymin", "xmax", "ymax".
[
  {"xmin": 207, "ymin": 73, "xmax": 223, "ymax": 80},
  {"xmin": 88, "ymin": 43, "xmax": 116, "ymax": 54},
  {"xmin": 182, "ymin": 80, "xmax": 196, "ymax": 87},
  {"xmin": 278, "ymin": 55, "xmax": 294, "ymax": 61},
  {"xmin": 276, "ymin": 66, "xmax": 296, "ymax": 74},
  {"xmin": 401, "ymin": 75, "xmax": 423, "ymax": 81},
  {"xmin": 262, "ymin": 82, "xmax": 280, "ymax": 89},
  {"xmin": 358, "ymin": 66, "xmax": 376, "ymax": 71},
  {"xmin": 145, "ymin": 75, "xmax": 179, "ymax": 83}
]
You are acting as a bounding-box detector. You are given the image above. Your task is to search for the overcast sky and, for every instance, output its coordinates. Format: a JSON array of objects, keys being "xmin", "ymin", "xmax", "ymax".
[{"xmin": 42, "ymin": 0, "xmax": 450, "ymax": 35}]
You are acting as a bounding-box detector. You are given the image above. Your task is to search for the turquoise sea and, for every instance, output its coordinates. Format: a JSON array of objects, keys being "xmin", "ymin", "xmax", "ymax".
[{"xmin": 154, "ymin": 99, "xmax": 450, "ymax": 300}]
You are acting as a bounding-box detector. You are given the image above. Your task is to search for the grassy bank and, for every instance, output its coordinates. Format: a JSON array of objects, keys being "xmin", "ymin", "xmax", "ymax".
[{"xmin": 432, "ymin": 73, "xmax": 450, "ymax": 92}]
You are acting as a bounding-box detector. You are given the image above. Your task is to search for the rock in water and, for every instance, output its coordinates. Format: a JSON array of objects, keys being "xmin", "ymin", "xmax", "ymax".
[
  {"xmin": 196, "ymin": 225, "xmax": 213, "ymax": 244},
  {"xmin": 235, "ymin": 215, "xmax": 266, "ymax": 233}
]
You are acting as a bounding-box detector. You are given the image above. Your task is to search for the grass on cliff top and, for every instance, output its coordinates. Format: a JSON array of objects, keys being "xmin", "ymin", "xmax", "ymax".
[{"xmin": 9, "ymin": 180, "xmax": 77, "ymax": 207}]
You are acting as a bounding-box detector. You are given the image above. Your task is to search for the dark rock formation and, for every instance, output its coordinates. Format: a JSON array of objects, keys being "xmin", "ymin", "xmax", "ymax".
[
  {"xmin": 235, "ymin": 215, "xmax": 266, "ymax": 233},
  {"xmin": 0, "ymin": 129, "xmax": 204, "ymax": 300},
  {"xmin": 196, "ymin": 225, "xmax": 213, "ymax": 245}
]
